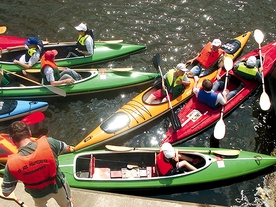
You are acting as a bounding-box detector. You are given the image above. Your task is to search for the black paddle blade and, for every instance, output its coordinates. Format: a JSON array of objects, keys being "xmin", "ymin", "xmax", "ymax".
[
  {"xmin": 152, "ymin": 54, "xmax": 161, "ymax": 71},
  {"xmin": 170, "ymin": 111, "xmax": 181, "ymax": 131}
]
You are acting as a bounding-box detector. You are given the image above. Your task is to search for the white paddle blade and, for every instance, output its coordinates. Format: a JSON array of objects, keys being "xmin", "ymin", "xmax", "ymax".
[
  {"xmin": 260, "ymin": 92, "xmax": 271, "ymax": 111},
  {"xmin": 214, "ymin": 119, "xmax": 226, "ymax": 139},
  {"xmin": 223, "ymin": 56, "xmax": 233, "ymax": 71},
  {"xmin": 254, "ymin": 29, "xmax": 264, "ymax": 44}
]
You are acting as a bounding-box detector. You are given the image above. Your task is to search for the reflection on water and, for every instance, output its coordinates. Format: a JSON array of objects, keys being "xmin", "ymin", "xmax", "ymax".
[{"xmin": 1, "ymin": 0, "xmax": 276, "ymax": 205}]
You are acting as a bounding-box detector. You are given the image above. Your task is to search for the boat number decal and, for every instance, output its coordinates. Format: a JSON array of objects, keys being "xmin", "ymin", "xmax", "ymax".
[
  {"xmin": 216, "ymin": 155, "xmax": 225, "ymax": 168},
  {"xmin": 84, "ymin": 136, "xmax": 92, "ymax": 142},
  {"xmin": 100, "ymin": 69, "xmax": 106, "ymax": 79},
  {"xmin": 188, "ymin": 109, "xmax": 203, "ymax": 122}
]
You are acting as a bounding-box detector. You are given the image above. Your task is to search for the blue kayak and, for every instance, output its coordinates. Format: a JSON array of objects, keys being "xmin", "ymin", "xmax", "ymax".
[{"xmin": 0, "ymin": 100, "xmax": 48, "ymax": 122}]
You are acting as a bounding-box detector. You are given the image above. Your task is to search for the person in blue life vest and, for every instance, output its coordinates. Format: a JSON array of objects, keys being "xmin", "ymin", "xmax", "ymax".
[
  {"xmin": 41, "ymin": 49, "xmax": 82, "ymax": 86},
  {"xmin": 186, "ymin": 39, "xmax": 225, "ymax": 81},
  {"xmin": 2, "ymin": 121, "xmax": 75, "ymax": 207},
  {"xmin": 233, "ymin": 55, "xmax": 262, "ymax": 83},
  {"xmin": 193, "ymin": 77, "xmax": 243, "ymax": 110},
  {"xmin": 67, "ymin": 22, "xmax": 94, "ymax": 57},
  {"xmin": 156, "ymin": 142, "xmax": 198, "ymax": 176},
  {"xmin": 145, "ymin": 63, "xmax": 191, "ymax": 104},
  {"xmin": 11, "ymin": 37, "xmax": 43, "ymax": 82}
]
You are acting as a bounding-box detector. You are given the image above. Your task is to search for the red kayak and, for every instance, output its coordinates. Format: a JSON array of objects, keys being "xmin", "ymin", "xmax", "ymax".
[
  {"xmin": 162, "ymin": 41, "xmax": 276, "ymax": 145},
  {"xmin": 0, "ymin": 35, "xmax": 26, "ymax": 49}
]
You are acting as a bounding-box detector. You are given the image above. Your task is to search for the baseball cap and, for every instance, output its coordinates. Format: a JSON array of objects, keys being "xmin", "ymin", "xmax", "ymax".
[
  {"xmin": 211, "ymin": 39, "xmax": 222, "ymax": 47},
  {"xmin": 246, "ymin": 56, "xmax": 257, "ymax": 68},
  {"xmin": 161, "ymin": 142, "xmax": 175, "ymax": 159},
  {"xmin": 44, "ymin": 50, "xmax": 58, "ymax": 60},
  {"xmin": 75, "ymin": 23, "xmax": 87, "ymax": 31},
  {"xmin": 176, "ymin": 63, "xmax": 188, "ymax": 72},
  {"xmin": 25, "ymin": 37, "xmax": 38, "ymax": 46}
]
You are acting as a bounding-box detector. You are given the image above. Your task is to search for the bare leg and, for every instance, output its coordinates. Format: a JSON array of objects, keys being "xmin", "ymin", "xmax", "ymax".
[
  {"xmin": 178, "ymin": 160, "xmax": 197, "ymax": 171},
  {"xmin": 145, "ymin": 94, "xmax": 156, "ymax": 104}
]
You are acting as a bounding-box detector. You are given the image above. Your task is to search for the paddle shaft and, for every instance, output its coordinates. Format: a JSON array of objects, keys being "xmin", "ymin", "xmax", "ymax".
[
  {"xmin": 105, "ymin": 145, "xmax": 240, "ymax": 156},
  {"xmin": 0, "ymin": 177, "xmax": 28, "ymax": 207},
  {"xmin": 2, "ymin": 69, "xmax": 66, "ymax": 97}
]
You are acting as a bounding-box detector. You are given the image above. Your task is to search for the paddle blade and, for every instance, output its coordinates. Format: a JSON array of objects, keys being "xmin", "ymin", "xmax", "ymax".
[
  {"xmin": 260, "ymin": 92, "xmax": 271, "ymax": 111},
  {"xmin": 223, "ymin": 56, "xmax": 233, "ymax": 71},
  {"xmin": 0, "ymin": 26, "xmax": 7, "ymax": 34},
  {"xmin": 170, "ymin": 111, "xmax": 181, "ymax": 131},
  {"xmin": 21, "ymin": 112, "xmax": 45, "ymax": 125},
  {"xmin": 254, "ymin": 29, "xmax": 264, "ymax": 44},
  {"xmin": 152, "ymin": 54, "xmax": 161, "ymax": 71},
  {"xmin": 45, "ymin": 85, "xmax": 66, "ymax": 97},
  {"xmin": 214, "ymin": 119, "xmax": 226, "ymax": 139}
]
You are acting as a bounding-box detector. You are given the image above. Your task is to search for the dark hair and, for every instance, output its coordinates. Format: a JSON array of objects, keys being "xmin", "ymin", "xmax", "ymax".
[
  {"xmin": 202, "ymin": 79, "xmax": 213, "ymax": 91},
  {"xmin": 9, "ymin": 121, "xmax": 30, "ymax": 143}
]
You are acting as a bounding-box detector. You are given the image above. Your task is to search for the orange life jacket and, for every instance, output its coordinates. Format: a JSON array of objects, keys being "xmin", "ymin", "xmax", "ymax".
[
  {"xmin": 196, "ymin": 42, "xmax": 224, "ymax": 69},
  {"xmin": 7, "ymin": 137, "xmax": 57, "ymax": 190},
  {"xmin": 41, "ymin": 55, "xmax": 58, "ymax": 69},
  {"xmin": 156, "ymin": 151, "xmax": 174, "ymax": 176}
]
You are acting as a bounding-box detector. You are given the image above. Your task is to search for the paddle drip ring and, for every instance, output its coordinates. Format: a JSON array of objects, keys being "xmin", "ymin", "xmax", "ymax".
[{"xmin": 254, "ymin": 155, "xmax": 263, "ymax": 165}]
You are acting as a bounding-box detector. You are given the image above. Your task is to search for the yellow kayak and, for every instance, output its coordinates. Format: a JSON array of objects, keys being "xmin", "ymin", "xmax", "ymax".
[{"xmin": 74, "ymin": 32, "xmax": 251, "ymax": 151}]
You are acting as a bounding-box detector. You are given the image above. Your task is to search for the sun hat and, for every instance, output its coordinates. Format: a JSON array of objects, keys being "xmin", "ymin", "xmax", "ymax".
[
  {"xmin": 25, "ymin": 37, "xmax": 38, "ymax": 46},
  {"xmin": 44, "ymin": 49, "xmax": 58, "ymax": 60},
  {"xmin": 176, "ymin": 63, "xmax": 188, "ymax": 72},
  {"xmin": 161, "ymin": 142, "xmax": 175, "ymax": 159},
  {"xmin": 246, "ymin": 56, "xmax": 257, "ymax": 68},
  {"xmin": 211, "ymin": 39, "xmax": 222, "ymax": 47},
  {"xmin": 75, "ymin": 23, "xmax": 87, "ymax": 31}
]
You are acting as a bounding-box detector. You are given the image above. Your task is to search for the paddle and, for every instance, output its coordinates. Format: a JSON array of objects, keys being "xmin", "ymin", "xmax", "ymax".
[
  {"xmin": 25, "ymin": 67, "xmax": 133, "ymax": 73},
  {"xmin": 213, "ymin": 56, "xmax": 233, "ymax": 139},
  {"xmin": 21, "ymin": 112, "xmax": 45, "ymax": 125},
  {"xmin": 43, "ymin": 39, "xmax": 123, "ymax": 45},
  {"xmin": 152, "ymin": 54, "xmax": 181, "ymax": 131},
  {"xmin": 105, "ymin": 145, "xmax": 240, "ymax": 156},
  {"xmin": 2, "ymin": 69, "xmax": 66, "ymax": 97},
  {"xmin": 0, "ymin": 26, "xmax": 7, "ymax": 34},
  {"xmin": 0, "ymin": 177, "xmax": 28, "ymax": 207},
  {"xmin": 254, "ymin": 29, "xmax": 271, "ymax": 111}
]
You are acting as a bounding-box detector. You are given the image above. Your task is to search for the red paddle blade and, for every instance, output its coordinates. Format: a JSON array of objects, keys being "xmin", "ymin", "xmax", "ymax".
[{"xmin": 21, "ymin": 112, "xmax": 45, "ymax": 125}]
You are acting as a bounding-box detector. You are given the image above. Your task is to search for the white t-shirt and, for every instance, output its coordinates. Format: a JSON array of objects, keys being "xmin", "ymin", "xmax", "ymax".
[
  {"xmin": 19, "ymin": 46, "xmax": 41, "ymax": 66},
  {"xmin": 43, "ymin": 66, "xmax": 55, "ymax": 82},
  {"xmin": 85, "ymin": 36, "xmax": 94, "ymax": 55}
]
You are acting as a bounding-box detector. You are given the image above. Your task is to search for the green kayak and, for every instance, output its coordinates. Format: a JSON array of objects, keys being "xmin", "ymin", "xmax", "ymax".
[
  {"xmin": 0, "ymin": 41, "xmax": 146, "ymax": 72},
  {"xmin": 58, "ymin": 146, "xmax": 276, "ymax": 190},
  {"xmin": 0, "ymin": 69, "xmax": 158, "ymax": 99}
]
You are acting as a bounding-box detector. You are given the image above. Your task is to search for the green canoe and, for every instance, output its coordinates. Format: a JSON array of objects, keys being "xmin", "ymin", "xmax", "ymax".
[
  {"xmin": 58, "ymin": 146, "xmax": 276, "ymax": 190},
  {"xmin": 0, "ymin": 69, "xmax": 158, "ymax": 99},
  {"xmin": 0, "ymin": 41, "xmax": 146, "ymax": 72}
]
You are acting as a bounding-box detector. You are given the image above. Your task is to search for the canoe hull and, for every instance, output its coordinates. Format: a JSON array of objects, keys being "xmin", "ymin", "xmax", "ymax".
[
  {"xmin": 0, "ymin": 42, "xmax": 146, "ymax": 72},
  {"xmin": 74, "ymin": 32, "xmax": 251, "ymax": 151},
  {"xmin": 0, "ymin": 36, "xmax": 26, "ymax": 49},
  {"xmin": 163, "ymin": 41, "xmax": 276, "ymax": 145},
  {"xmin": 58, "ymin": 147, "xmax": 276, "ymax": 190},
  {"xmin": 0, "ymin": 70, "xmax": 158, "ymax": 99}
]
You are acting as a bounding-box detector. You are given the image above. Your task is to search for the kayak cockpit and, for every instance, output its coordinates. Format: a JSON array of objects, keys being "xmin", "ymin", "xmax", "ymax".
[{"xmin": 74, "ymin": 151, "xmax": 210, "ymax": 181}]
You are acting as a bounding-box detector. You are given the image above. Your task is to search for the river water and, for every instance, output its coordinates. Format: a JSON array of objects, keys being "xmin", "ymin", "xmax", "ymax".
[{"xmin": 1, "ymin": 0, "xmax": 276, "ymax": 206}]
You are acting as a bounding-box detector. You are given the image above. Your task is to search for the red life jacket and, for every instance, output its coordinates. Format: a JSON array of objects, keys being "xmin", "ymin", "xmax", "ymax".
[
  {"xmin": 196, "ymin": 42, "xmax": 224, "ymax": 69},
  {"xmin": 7, "ymin": 137, "xmax": 57, "ymax": 190},
  {"xmin": 156, "ymin": 151, "xmax": 174, "ymax": 176}
]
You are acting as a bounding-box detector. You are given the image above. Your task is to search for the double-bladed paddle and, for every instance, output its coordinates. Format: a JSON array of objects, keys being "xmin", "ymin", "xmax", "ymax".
[
  {"xmin": 254, "ymin": 29, "xmax": 271, "ymax": 111},
  {"xmin": 105, "ymin": 145, "xmax": 240, "ymax": 156},
  {"xmin": 214, "ymin": 56, "xmax": 233, "ymax": 139},
  {"xmin": 2, "ymin": 69, "xmax": 66, "ymax": 97},
  {"xmin": 152, "ymin": 54, "xmax": 181, "ymax": 131}
]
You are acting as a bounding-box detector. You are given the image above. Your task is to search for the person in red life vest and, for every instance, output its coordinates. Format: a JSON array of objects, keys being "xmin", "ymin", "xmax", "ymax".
[
  {"xmin": 41, "ymin": 49, "xmax": 82, "ymax": 86},
  {"xmin": 156, "ymin": 142, "xmax": 198, "ymax": 176},
  {"xmin": 145, "ymin": 63, "xmax": 191, "ymax": 104},
  {"xmin": 186, "ymin": 39, "xmax": 225, "ymax": 80},
  {"xmin": 1, "ymin": 121, "xmax": 75, "ymax": 207}
]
